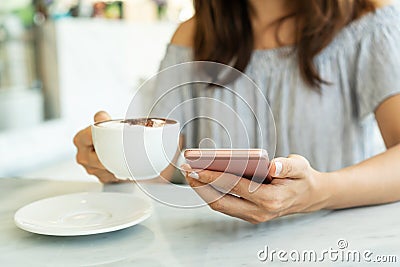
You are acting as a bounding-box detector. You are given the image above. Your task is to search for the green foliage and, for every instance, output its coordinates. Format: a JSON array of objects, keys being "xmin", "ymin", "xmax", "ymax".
[{"xmin": 13, "ymin": 5, "xmax": 35, "ymax": 28}]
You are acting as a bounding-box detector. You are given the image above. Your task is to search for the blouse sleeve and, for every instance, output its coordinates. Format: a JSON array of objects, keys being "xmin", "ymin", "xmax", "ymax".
[
  {"xmin": 355, "ymin": 21, "xmax": 400, "ymax": 118},
  {"xmin": 158, "ymin": 44, "xmax": 193, "ymax": 70}
]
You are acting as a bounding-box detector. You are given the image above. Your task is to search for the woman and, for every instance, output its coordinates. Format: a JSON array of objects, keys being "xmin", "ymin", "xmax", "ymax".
[{"xmin": 74, "ymin": 0, "xmax": 400, "ymax": 224}]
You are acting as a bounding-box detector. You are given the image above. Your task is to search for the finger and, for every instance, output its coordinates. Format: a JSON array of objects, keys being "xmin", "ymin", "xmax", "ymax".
[
  {"xmin": 76, "ymin": 145, "xmax": 108, "ymax": 172},
  {"xmin": 268, "ymin": 155, "xmax": 310, "ymax": 179},
  {"xmin": 78, "ymin": 149, "xmax": 112, "ymax": 174},
  {"xmin": 186, "ymin": 176, "xmax": 274, "ymax": 224},
  {"xmin": 86, "ymin": 150, "xmax": 106, "ymax": 169},
  {"xmin": 185, "ymin": 175, "xmax": 224, "ymax": 203},
  {"xmin": 97, "ymin": 173, "xmax": 121, "ymax": 184},
  {"xmin": 94, "ymin": 111, "xmax": 111, "ymax": 122},
  {"xmin": 73, "ymin": 126, "xmax": 93, "ymax": 147},
  {"xmin": 181, "ymin": 164, "xmax": 268, "ymax": 203},
  {"xmin": 87, "ymin": 167, "xmax": 121, "ymax": 183},
  {"xmin": 181, "ymin": 164, "xmax": 240, "ymax": 194}
]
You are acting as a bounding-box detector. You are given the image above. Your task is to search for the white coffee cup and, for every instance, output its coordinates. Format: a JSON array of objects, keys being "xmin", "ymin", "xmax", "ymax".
[{"xmin": 92, "ymin": 118, "xmax": 180, "ymax": 180}]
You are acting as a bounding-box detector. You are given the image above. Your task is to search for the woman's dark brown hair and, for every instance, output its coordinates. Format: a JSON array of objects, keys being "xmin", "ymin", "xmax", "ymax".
[{"xmin": 193, "ymin": 0, "xmax": 376, "ymax": 88}]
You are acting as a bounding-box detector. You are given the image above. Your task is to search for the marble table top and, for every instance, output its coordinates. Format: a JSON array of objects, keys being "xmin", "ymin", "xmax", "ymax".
[{"xmin": 0, "ymin": 178, "xmax": 399, "ymax": 266}]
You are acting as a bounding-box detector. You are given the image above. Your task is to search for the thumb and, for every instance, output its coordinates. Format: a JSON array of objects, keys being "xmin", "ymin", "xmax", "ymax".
[
  {"xmin": 94, "ymin": 111, "xmax": 111, "ymax": 123},
  {"xmin": 269, "ymin": 155, "xmax": 310, "ymax": 179}
]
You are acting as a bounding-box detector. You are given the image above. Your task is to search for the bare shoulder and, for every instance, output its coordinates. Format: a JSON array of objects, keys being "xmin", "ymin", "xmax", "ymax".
[
  {"xmin": 373, "ymin": 0, "xmax": 395, "ymax": 8},
  {"xmin": 170, "ymin": 17, "xmax": 195, "ymax": 47}
]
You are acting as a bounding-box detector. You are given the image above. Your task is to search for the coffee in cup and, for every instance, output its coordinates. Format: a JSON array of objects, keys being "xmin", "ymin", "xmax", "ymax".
[{"xmin": 92, "ymin": 118, "xmax": 180, "ymax": 180}]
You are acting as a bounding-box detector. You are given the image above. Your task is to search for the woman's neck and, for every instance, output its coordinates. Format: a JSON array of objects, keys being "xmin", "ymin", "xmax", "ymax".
[
  {"xmin": 249, "ymin": 0, "xmax": 297, "ymax": 49},
  {"xmin": 249, "ymin": 0, "xmax": 294, "ymax": 27}
]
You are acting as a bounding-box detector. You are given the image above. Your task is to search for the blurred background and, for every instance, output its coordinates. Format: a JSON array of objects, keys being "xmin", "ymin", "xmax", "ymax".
[
  {"xmin": 0, "ymin": 0, "xmax": 388, "ymax": 182},
  {"xmin": 0, "ymin": 0, "xmax": 193, "ymax": 181}
]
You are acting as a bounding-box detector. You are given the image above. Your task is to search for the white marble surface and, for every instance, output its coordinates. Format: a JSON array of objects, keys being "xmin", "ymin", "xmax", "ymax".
[{"xmin": 1, "ymin": 178, "xmax": 399, "ymax": 266}]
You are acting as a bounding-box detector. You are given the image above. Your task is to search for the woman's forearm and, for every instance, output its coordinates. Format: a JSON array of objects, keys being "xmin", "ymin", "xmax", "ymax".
[{"xmin": 324, "ymin": 143, "xmax": 400, "ymax": 209}]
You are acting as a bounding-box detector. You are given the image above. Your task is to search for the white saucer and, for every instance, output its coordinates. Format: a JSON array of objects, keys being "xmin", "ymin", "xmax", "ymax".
[{"xmin": 14, "ymin": 192, "xmax": 152, "ymax": 236}]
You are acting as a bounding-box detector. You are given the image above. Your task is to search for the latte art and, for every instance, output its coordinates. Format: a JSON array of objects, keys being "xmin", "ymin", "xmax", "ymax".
[
  {"xmin": 96, "ymin": 118, "xmax": 176, "ymax": 129},
  {"xmin": 123, "ymin": 118, "xmax": 175, "ymax": 127}
]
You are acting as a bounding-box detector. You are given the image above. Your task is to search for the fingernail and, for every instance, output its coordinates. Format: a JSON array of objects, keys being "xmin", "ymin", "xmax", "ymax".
[
  {"xmin": 274, "ymin": 161, "xmax": 282, "ymax": 176},
  {"xmin": 189, "ymin": 171, "xmax": 199, "ymax": 179},
  {"xmin": 181, "ymin": 164, "xmax": 198, "ymax": 179},
  {"xmin": 180, "ymin": 164, "xmax": 191, "ymax": 171}
]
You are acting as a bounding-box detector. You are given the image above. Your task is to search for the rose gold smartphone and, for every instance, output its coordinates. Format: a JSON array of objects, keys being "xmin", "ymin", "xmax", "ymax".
[{"xmin": 184, "ymin": 149, "xmax": 271, "ymax": 183}]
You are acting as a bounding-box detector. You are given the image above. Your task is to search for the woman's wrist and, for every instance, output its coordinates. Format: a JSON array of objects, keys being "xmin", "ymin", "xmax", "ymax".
[{"xmin": 312, "ymin": 170, "xmax": 341, "ymax": 210}]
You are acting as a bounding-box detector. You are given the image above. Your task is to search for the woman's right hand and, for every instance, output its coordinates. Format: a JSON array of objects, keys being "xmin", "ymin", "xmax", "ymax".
[{"xmin": 73, "ymin": 111, "xmax": 121, "ymax": 183}]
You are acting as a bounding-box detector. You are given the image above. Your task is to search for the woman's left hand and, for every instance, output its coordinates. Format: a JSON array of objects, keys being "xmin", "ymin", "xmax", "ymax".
[{"xmin": 182, "ymin": 155, "xmax": 332, "ymax": 224}]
